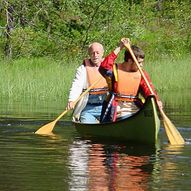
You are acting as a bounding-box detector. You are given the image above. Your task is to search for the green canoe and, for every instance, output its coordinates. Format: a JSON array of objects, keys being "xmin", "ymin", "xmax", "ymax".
[{"xmin": 73, "ymin": 96, "xmax": 161, "ymax": 144}]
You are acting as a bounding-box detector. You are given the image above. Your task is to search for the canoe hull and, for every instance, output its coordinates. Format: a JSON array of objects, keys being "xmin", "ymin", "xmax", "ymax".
[{"xmin": 73, "ymin": 96, "xmax": 160, "ymax": 144}]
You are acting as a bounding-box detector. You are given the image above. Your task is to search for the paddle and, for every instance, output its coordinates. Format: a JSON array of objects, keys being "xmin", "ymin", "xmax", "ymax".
[
  {"xmin": 35, "ymin": 77, "xmax": 103, "ymax": 135},
  {"xmin": 124, "ymin": 43, "xmax": 185, "ymax": 145}
]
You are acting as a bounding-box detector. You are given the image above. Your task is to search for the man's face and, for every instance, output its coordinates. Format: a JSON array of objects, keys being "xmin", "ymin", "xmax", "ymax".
[
  {"xmin": 129, "ymin": 56, "xmax": 144, "ymax": 71},
  {"xmin": 89, "ymin": 43, "xmax": 104, "ymax": 66}
]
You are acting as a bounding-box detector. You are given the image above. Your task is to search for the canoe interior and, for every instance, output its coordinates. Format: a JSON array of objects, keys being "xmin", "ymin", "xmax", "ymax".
[{"xmin": 73, "ymin": 96, "xmax": 161, "ymax": 145}]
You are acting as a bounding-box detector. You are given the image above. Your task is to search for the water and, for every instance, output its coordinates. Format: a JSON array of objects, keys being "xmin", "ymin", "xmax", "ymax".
[{"xmin": 0, "ymin": 90, "xmax": 191, "ymax": 191}]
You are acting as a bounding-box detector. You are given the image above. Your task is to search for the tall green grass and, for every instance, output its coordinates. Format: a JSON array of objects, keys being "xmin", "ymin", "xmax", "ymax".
[
  {"xmin": 146, "ymin": 56, "xmax": 191, "ymax": 92},
  {"xmin": 0, "ymin": 56, "xmax": 190, "ymax": 105},
  {"xmin": 0, "ymin": 57, "xmax": 77, "ymax": 104}
]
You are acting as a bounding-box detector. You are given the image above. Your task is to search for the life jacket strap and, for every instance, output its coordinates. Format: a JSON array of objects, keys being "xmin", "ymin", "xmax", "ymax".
[
  {"xmin": 115, "ymin": 93, "xmax": 138, "ymax": 101},
  {"xmin": 83, "ymin": 87, "xmax": 108, "ymax": 95}
]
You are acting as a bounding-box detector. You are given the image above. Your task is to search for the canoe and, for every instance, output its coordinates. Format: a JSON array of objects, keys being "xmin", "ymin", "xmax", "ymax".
[{"xmin": 73, "ymin": 96, "xmax": 160, "ymax": 144}]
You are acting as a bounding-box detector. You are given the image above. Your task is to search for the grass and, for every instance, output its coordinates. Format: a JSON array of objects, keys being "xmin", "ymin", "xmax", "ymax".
[
  {"xmin": 146, "ymin": 55, "xmax": 191, "ymax": 91},
  {"xmin": 0, "ymin": 55, "xmax": 190, "ymax": 106},
  {"xmin": 0, "ymin": 57, "xmax": 77, "ymax": 104}
]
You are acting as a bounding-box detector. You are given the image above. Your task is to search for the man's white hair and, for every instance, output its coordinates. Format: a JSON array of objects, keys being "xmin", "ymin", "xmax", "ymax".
[{"xmin": 88, "ymin": 42, "xmax": 104, "ymax": 54}]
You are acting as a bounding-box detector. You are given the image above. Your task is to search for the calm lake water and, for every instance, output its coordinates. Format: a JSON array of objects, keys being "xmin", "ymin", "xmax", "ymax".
[{"xmin": 0, "ymin": 90, "xmax": 191, "ymax": 191}]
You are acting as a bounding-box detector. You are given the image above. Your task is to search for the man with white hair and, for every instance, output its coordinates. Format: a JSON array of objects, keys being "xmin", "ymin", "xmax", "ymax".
[{"xmin": 67, "ymin": 42, "xmax": 108, "ymax": 123}]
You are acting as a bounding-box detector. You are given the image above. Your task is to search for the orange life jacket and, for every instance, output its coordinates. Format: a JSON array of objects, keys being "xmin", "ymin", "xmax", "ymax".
[
  {"xmin": 115, "ymin": 64, "xmax": 141, "ymax": 101},
  {"xmin": 84, "ymin": 59, "xmax": 108, "ymax": 95}
]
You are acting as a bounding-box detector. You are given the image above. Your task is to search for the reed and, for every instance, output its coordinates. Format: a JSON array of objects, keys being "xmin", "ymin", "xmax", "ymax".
[
  {"xmin": 146, "ymin": 56, "xmax": 191, "ymax": 91},
  {"xmin": 0, "ymin": 57, "xmax": 76, "ymax": 103},
  {"xmin": 0, "ymin": 56, "xmax": 190, "ymax": 103}
]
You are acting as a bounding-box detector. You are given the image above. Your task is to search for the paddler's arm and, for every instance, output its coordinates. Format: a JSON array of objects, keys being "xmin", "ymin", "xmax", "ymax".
[
  {"xmin": 140, "ymin": 70, "xmax": 163, "ymax": 109},
  {"xmin": 99, "ymin": 38, "xmax": 129, "ymax": 77},
  {"xmin": 67, "ymin": 65, "xmax": 86, "ymax": 110}
]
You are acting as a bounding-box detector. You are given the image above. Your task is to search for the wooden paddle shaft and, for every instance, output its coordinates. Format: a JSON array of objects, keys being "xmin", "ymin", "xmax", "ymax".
[
  {"xmin": 55, "ymin": 77, "xmax": 103, "ymax": 123},
  {"xmin": 124, "ymin": 43, "xmax": 155, "ymax": 95}
]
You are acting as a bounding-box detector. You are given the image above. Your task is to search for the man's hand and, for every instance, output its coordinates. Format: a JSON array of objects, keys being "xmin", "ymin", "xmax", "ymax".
[
  {"xmin": 157, "ymin": 100, "xmax": 163, "ymax": 110},
  {"xmin": 114, "ymin": 38, "xmax": 130, "ymax": 55},
  {"xmin": 67, "ymin": 101, "xmax": 75, "ymax": 110},
  {"xmin": 120, "ymin": 38, "xmax": 130, "ymax": 48}
]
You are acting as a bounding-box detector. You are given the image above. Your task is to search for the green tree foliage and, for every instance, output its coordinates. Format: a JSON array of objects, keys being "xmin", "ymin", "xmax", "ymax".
[{"xmin": 0, "ymin": 0, "xmax": 190, "ymax": 59}]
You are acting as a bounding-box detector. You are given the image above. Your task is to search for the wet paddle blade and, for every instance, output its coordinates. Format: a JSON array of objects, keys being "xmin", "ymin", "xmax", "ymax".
[
  {"xmin": 35, "ymin": 120, "xmax": 57, "ymax": 135},
  {"xmin": 162, "ymin": 111, "xmax": 185, "ymax": 145}
]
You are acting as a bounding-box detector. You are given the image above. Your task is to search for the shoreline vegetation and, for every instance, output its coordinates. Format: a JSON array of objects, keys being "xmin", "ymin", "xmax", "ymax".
[
  {"xmin": 1, "ymin": 1, "xmax": 191, "ymax": 60},
  {"xmin": 0, "ymin": 55, "xmax": 190, "ymax": 105},
  {"xmin": 0, "ymin": 1, "xmax": 191, "ymax": 108}
]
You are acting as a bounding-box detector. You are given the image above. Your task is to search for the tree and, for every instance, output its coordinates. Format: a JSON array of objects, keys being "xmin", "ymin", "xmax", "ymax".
[{"xmin": 4, "ymin": 0, "xmax": 14, "ymax": 57}]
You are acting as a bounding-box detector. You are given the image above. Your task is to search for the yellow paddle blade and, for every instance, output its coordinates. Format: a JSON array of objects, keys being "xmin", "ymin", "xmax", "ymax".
[
  {"xmin": 162, "ymin": 111, "xmax": 185, "ymax": 145},
  {"xmin": 35, "ymin": 109, "xmax": 69, "ymax": 135},
  {"xmin": 35, "ymin": 120, "xmax": 57, "ymax": 135}
]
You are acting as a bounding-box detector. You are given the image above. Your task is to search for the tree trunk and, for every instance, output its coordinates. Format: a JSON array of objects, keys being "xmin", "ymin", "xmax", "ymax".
[{"xmin": 4, "ymin": 0, "xmax": 14, "ymax": 58}]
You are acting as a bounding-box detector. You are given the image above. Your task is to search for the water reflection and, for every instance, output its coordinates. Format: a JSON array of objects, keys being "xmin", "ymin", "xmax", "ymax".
[
  {"xmin": 1, "ymin": 123, "xmax": 191, "ymax": 190},
  {"xmin": 0, "ymin": 90, "xmax": 190, "ymax": 191},
  {"xmin": 68, "ymin": 140, "xmax": 161, "ymax": 191},
  {"xmin": 161, "ymin": 90, "xmax": 191, "ymax": 127},
  {"xmin": 0, "ymin": 125, "xmax": 73, "ymax": 191},
  {"xmin": 153, "ymin": 144, "xmax": 191, "ymax": 190}
]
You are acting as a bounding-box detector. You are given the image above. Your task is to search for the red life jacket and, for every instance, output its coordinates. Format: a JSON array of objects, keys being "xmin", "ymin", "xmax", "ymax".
[{"xmin": 84, "ymin": 59, "xmax": 108, "ymax": 95}]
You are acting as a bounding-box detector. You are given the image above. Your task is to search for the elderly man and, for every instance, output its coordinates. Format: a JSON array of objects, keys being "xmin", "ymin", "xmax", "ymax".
[{"xmin": 67, "ymin": 42, "xmax": 108, "ymax": 123}]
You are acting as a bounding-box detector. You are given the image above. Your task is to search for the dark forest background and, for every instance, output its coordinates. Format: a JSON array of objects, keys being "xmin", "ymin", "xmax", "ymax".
[{"xmin": 0, "ymin": 0, "xmax": 191, "ymax": 60}]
